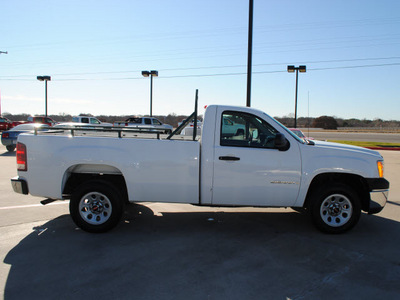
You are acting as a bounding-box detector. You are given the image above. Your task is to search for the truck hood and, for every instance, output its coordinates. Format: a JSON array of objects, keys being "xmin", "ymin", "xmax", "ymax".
[{"xmin": 310, "ymin": 140, "xmax": 382, "ymax": 159}]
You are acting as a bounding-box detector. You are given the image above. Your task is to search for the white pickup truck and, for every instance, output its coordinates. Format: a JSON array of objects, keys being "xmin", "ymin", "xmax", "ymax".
[
  {"xmin": 11, "ymin": 104, "xmax": 389, "ymax": 233},
  {"xmin": 71, "ymin": 116, "xmax": 112, "ymax": 127},
  {"xmin": 113, "ymin": 116, "xmax": 173, "ymax": 134}
]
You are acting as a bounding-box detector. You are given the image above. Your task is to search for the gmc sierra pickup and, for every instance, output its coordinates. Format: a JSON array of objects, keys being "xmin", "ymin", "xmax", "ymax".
[{"xmin": 11, "ymin": 104, "xmax": 389, "ymax": 233}]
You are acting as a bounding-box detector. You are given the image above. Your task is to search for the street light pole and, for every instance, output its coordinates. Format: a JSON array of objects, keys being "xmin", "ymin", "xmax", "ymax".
[
  {"xmin": 150, "ymin": 74, "xmax": 154, "ymax": 117},
  {"xmin": 142, "ymin": 70, "xmax": 158, "ymax": 117},
  {"xmin": 37, "ymin": 76, "xmax": 51, "ymax": 118},
  {"xmin": 287, "ymin": 65, "xmax": 306, "ymax": 128}
]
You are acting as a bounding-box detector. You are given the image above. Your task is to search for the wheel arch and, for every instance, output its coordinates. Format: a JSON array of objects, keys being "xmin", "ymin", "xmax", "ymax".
[
  {"xmin": 62, "ymin": 164, "xmax": 129, "ymax": 203},
  {"xmin": 304, "ymin": 172, "xmax": 370, "ymax": 212}
]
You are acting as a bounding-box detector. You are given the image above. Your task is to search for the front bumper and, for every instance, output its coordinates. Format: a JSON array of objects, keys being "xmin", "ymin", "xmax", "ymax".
[
  {"xmin": 11, "ymin": 176, "xmax": 29, "ymax": 195},
  {"xmin": 366, "ymin": 178, "xmax": 389, "ymax": 214}
]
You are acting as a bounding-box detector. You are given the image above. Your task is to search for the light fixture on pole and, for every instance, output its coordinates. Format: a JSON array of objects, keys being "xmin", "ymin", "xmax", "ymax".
[
  {"xmin": 287, "ymin": 65, "xmax": 306, "ymax": 128},
  {"xmin": 37, "ymin": 76, "xmax": 51, "ymax": 118},
  {"xmin": 141, "ymin": 70, "xmax": 158, "ymax": 117}
]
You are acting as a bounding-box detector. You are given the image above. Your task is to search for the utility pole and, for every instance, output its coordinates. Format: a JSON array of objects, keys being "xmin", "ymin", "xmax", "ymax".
[{"xmin": 246, "ymin": 0, "xmax": 254, "ymax": 107}]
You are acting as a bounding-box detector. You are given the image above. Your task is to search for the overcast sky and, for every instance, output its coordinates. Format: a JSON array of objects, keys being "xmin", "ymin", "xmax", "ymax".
[{"xmin": 1, "ymin": 0, "xmax": 399, "ymax": 120}]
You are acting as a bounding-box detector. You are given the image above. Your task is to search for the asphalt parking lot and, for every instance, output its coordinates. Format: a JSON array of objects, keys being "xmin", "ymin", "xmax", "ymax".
[{"xmin": 1, "ymin": 144, "xmax": 400, "ymax": 300}]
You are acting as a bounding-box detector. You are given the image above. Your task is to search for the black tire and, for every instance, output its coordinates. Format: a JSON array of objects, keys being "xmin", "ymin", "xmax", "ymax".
[
  {"xmin": 291, "ymin": 207, "xmax": 307, "ymax": 214},
  {"xmin": 6, "ymin": 145, "xmax": 16, "ymax": 152},
  {"xmin": 165, "ymin": 129, "xmax": 172, "ymax": 134},
  {"xmin": 70, "ymin": 180, "xmax": 124, "ymax": 233},
  {"xmin": 309, "ymin": 183, "xmax": 361, "ymax": 234}
]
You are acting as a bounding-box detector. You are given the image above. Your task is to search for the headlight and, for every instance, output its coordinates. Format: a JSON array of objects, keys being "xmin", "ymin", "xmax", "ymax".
[{"xmin": 377, "ymin": 161, "xmax": 384, "ymax": 178}]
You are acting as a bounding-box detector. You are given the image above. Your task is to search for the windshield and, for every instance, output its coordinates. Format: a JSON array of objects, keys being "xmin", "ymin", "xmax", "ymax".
[{"xmin": 263, "ymin": 113, "xmax": 305, "ymax": 144}]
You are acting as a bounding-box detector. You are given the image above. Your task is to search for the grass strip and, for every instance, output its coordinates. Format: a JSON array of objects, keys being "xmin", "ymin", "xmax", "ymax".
[{"xmin": 328, "ymin": 140, "xmax": 400, "ymax": 148}]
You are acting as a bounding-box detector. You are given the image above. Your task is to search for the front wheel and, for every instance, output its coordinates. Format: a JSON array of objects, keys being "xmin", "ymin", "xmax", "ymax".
[
  {"xmin": 70, "ymin": 180, "xmax": 124, "ymax": 233},
  {"xmin": 309, "ymin": 183, "xmax": 361, "ymax": 234}
]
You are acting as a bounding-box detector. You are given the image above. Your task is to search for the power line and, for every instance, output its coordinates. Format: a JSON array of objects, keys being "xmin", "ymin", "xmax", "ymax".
[
  {"xmin": 2, "ymin": 35, "xmax": 399, "ymax": 71},
  {"xmin": 4, "ymin": 17, "xmax": 400, "ymax": 51},
  {"xmin": 310, "ymin": 62, "xmax": 400, "ymax": 71},
  {"xmin": 2, "ymin": 61, "xmax": 399, "ymax": 82},
  {"xmin": 2, "ymin": 56, "xmax": 400, "ymax": 79}
]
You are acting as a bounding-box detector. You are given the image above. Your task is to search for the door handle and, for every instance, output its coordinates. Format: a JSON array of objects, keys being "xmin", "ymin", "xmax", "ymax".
[{"xmin": 219, "ymin": 156, "xmax": 240, "ymax": 161}]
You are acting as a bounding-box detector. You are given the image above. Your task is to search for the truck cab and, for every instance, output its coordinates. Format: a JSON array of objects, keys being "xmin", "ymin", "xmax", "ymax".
[
  {"xmin": 27, "ymin": 116, "xmax": 57, "ymax": 126},
  {"xmin": 71, "ymin": 116, "xmax": 112, "ymax": 127}
]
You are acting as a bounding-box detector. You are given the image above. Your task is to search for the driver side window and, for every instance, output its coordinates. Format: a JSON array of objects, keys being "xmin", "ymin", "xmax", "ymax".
[{"xmin": 220, "ymin": 111, "xmax": 278, "ymax": 148}]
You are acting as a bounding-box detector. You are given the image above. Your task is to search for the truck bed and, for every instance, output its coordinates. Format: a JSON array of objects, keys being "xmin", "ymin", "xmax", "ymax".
[{"xmin": 18, "ymin": 128, "xmax": 201, "ymax": 202}]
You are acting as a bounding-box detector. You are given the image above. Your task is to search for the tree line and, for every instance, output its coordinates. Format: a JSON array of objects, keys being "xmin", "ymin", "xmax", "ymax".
[
  {"xmin": 2, "ymin": 112, "xmax": 197, "ymax": 128},
  {"xmin": 274, "ymin": 115, "xmax": 400, "ymax": 130},
  {"xmin": 3, "ymin": 112, "xmax": 400, "ymax": 130}
]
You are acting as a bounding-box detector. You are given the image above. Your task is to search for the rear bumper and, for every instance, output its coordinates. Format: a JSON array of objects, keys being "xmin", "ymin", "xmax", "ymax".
[
  {"xmin": 366, "ymin": 178, "xmax": 389, "ymax": 214},
  {"xmin": 1, "ymin": 139, "xmax": 15, "ymax": 146},
  {"xmin": 11, "ymin": 176, "xmax": 29, "ymax": 195}
]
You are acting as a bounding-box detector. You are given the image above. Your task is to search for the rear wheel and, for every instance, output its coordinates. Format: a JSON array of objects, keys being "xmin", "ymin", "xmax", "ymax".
[
  {"xmin": 309, "ymin": 183, "xmax": 361, "ymax": 234},
  {"xmin": 6, "ymin": 145, "xmax": 16, "ymax": 152},
  {"xmin": 70, "ymin": 180, "xmax": 124, "ymax": 233}
]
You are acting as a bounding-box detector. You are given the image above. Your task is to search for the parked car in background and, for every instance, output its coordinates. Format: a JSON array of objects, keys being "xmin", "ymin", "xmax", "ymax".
[
  {"xmin": 27, "ymin": 116, "xmax": 58, "ymax": 126},
  {"xmin": 289, "ymin": 128, "xmax": 313, "ymax": 141},
  {"xmin": 0, "ymin": 117, "xmax": 12, "ymax": 131},
  {"xmin": 53, "ymin": 122, "xmax": 105, "ymax": 129},
  {"xmin": 178, "ymin": 119, "xmax": 202, "ymax": 127},
  {"xmin": 222, "ymin": 116, "xmax": 246, "ymax": 137},
  {"xmin": 114, "ymin": 116, "xmax": 173, "ymax": 133},
  {"xmin": 178, "ymin": 119, "xmax": 203, "ymax": 136},
  {"xmin": 10, "ymin": 120, "xmax": 26, "ymax": 128},
  {"xmin": 1, "ymin": 123, "xmax": 49, "ymax": 152},
  {"xmin": 72, "ymin": 116, "xmax": 112, "ymax": 127}
]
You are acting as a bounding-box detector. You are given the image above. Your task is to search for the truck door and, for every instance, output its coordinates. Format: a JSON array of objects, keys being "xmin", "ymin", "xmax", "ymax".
[{"xmin": 212, "ymin": 109, "xmax": 302, "ymax": 207}]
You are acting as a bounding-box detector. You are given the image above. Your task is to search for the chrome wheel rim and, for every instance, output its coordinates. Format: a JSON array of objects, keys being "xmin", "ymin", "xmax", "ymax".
[
  {"xmin": 320, "ymin": 194, "xmax": 352, "ymax": 227},
  {"xmin": 79, "ymin": 192, "xmax": 112, "ymax": 225}
]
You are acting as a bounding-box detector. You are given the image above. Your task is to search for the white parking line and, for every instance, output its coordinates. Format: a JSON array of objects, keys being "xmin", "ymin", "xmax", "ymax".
[{"xmin": 0, "ymin": 201, "xmax": 69, "ymax": 210}]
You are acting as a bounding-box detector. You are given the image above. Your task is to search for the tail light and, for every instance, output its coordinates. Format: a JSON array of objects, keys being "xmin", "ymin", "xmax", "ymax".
[
  {"xmin": 2, "ymin": 132, "xmax": 9, "ymax": 138},
  {"xmin": 16, "ymin": 143, "xmax": 27, "ymax": 171}
]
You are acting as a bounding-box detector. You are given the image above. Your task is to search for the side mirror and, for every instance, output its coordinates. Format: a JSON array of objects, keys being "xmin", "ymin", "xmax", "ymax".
[{"xmin": 275, "ymin": 133, "xmax": 290, "ymax": 151}]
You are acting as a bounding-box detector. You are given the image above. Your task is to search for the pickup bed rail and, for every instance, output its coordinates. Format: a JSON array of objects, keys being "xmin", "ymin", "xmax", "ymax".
[{"xmin": 34, "ymin": 126, "xmax": 200, "ymax": 141}]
